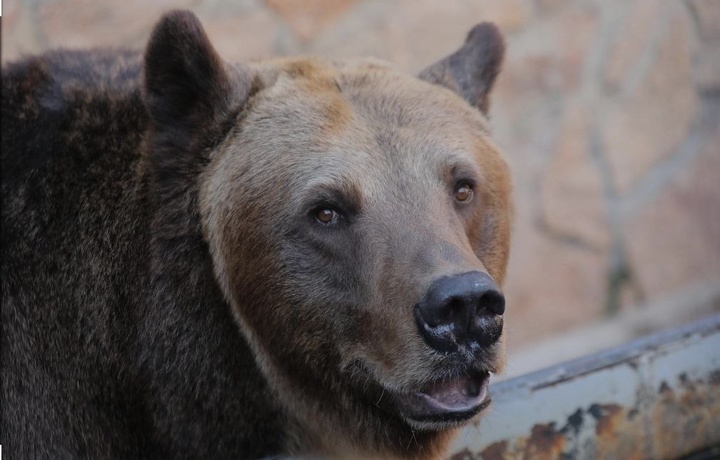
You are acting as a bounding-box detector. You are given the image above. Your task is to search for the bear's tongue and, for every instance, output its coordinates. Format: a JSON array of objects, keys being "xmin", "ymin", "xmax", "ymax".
[{"xmin": 418, "ymin": 372, "xmax": 489, "ymax": 409}]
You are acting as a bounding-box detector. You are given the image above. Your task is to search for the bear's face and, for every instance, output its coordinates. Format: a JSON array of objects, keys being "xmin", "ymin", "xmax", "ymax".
[
  {"xmin": 201, "ymin": 59, "xmax": 510, "ymax": 427},
  {"xmin": 144, "ymin": 11, "xmax": 509, "ymax": 456}
]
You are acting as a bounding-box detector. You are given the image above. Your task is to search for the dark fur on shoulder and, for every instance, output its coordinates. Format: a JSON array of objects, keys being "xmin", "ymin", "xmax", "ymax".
[
  {"xmin": 1, "ymin": 45, "xmax": 282, "ymax": 458},
  {"xmin": 1, "ymin": 10, "xmax": 510, "ymax": 459}
]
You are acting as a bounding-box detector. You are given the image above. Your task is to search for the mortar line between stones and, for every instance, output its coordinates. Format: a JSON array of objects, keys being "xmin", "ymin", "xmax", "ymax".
[
  {"xmin": 582, "ymin": 1, "xmax": 646, "ymax": 317},
  {"xmin": 534, "ymin": 213, "xmax": 605, "ymax": 254},
  {"xmin": 619, "ymin": 97, "xmax": 717, "ymax": 221},
  {"xmin": 618, "ymin": 4, "xmax": 675, "ymax": 101},
  {"xmin": 580, "ymin": 0, "xmax": 631, "ymax": 92},
  {"xmin": 683, "ymin": 0, "xmax": 713, "ymax": 43},
  {"xmin": 588, "ymin": 124, "xmax": 641, "ymax": 316},
  {"xmin": 542, "ymin": 0, "xmax": 627, "ymax": 259}
]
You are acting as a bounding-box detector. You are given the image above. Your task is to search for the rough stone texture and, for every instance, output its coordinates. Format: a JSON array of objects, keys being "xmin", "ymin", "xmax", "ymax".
[
  {"xmin": 2, "ymin": 0, "xmax": 46, "ymax": 59},
  {"xmin": 686, "ymin": 0, "xmax": 720, "ymax": 94},
  {"xmin": 686, "ymin": 0, "xmax": 720, "ymax": 41},
  {"xmin": 541, "ymin": 104, "xmax": 610, "ymax": 249},
  {"xmin": 311, "ymin": 0, "xmax": 534, "ymax": 74},
  {"xmin": 38, "ymin": 0, "xmax": 197, "ymax": 50},
  {"xmin": 2, "ymin": 0, "xmax": 719, "ymax": 355},
  {"xmin": 693, "ymin": 46, "xmax": 720, "ymax": 94},
  {"xmin": 626, "ymin": 112, "xmax": 720, "ymax": 302},
  {"xmin": 503, "ymin": 224, "xmax": 611, "ymax": 346},
  {"xmin": 602, "ymin": 1, "xmax": 664, "ymax": 93},
  {"xmin": 535, "ymin": 0, "xmax": 570, "ymax": 14},
  {"xmin": 603, "ymin": 5, "xmax": 699, "ymax": 195},
  {"xmin": 265, "ymin": 0, "xmax": 359, "ymax": 41},
  {"xmin": 198, "ymin": 7, "xmax": 279, "ymax": 61},
  {"xmin": 493, "ymin": 3, "xmax": 598, "ymax": 122}
]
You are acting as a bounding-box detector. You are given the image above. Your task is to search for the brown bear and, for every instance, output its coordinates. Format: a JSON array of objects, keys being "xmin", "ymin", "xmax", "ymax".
[{"xmin": 1, "ymin": 10, "xmax": 511, "ymax": 459}]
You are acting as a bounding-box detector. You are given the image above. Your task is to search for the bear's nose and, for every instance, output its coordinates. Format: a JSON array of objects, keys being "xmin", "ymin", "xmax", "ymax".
[{"xmin": 414, "ymin": 271, "xmax": 504, "ymax": 353}]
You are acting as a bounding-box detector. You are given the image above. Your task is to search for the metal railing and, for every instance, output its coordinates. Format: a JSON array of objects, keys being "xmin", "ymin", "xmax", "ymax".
[{"xmin": 449, "ymin": 313, "xmax": 720, "ymax": 459}]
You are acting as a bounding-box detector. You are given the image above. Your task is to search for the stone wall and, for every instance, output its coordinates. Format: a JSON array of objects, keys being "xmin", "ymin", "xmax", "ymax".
[{"xmin": 3, "ymin": 0, "xmax": 719, "ymax": 353}]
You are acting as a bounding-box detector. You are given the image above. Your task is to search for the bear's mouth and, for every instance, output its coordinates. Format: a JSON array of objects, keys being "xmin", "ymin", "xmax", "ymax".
[{"xmin": 392, "ymin": 370, "xmax": 491, "ymax": 426}]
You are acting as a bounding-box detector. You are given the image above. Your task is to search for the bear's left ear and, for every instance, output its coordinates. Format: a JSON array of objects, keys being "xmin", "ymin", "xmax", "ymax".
[
  {"xmin": 418, "ymin": 23, "xmax": 505, "ymax": 114},
  {"xmin": 143, "ymin": 10, "xmax": 252, "ymax": 145}
]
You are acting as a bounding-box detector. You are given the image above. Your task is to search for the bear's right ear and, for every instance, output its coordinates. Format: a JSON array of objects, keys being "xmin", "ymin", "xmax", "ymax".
[
  {"xmin": 143, "ymin": 10, "xmax": 252, "ymax": 145},
  {"xmin": 418, "ymin": 23, "xmax": 505, "ymax": 115}
]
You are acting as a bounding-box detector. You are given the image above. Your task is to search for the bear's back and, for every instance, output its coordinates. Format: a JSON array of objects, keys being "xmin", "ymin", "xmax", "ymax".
[
  {"xmin": 1, "ymin": 49, "xmax": 146, "ymax": 186},
  {"xmin": 1, "ymin": 48, "xmax": 285, "ymax": 459},
  {"xmin": 1, "ymin": 49, "xmax": 151, "ymax": 296},
  {"xmin": 1, "ymin": 50, "xmax": 160, "ymax": 457}
]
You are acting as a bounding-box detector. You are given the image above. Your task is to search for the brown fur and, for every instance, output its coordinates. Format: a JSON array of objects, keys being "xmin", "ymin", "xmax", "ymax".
[{"xmin": 2, "ymin": 11, "xmax": 510, "ymax": 459}]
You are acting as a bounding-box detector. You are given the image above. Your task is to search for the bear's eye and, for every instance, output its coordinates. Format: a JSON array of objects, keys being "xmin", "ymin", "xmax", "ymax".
[
  {"xmin": 315, "ymin": 208, "xmax": 340, "ymax": 225},
  {"xmin": 454, "ymin": 183, "xmax": 474, "ymax": 203}
]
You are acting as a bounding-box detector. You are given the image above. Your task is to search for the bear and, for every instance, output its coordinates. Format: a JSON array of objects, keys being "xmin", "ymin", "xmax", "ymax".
[{"xmin": 1, "ymin": 10, "xmax": 511, "ymax": 459}]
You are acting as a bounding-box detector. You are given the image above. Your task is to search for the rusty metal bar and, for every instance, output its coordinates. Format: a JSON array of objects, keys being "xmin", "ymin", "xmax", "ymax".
[{"xmin": 449, "ymin": 313, "xmax": 720, "ymax": 460}]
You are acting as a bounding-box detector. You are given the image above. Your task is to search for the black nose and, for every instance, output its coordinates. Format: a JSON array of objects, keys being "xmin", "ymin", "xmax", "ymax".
[{"xmin": 414, "ymin": 271, "xmax": 505, "ymax": 353}]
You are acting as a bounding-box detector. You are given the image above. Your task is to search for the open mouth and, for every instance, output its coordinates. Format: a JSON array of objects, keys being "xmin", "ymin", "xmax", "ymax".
[{"xmin": 392, "ymin": 370, "xmax": 491, "ymax": 425}]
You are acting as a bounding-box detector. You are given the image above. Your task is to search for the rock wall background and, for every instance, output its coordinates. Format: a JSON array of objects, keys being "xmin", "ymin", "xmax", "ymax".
[{"xmin": 3, "ymin": 0, "xmax": 719, "ymax": 359}]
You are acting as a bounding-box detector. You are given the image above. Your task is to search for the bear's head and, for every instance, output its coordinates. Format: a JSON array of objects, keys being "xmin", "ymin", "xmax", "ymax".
[{"xmin": 144, "ymin": 10, "xmax": 510, "ymax": 458}]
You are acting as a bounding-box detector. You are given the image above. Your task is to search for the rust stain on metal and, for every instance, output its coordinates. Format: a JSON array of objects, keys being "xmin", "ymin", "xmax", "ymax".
[
  {"xmin": 448, "ymin": 447, "xmax": 476, "ymax": 460},
  {"xmin": 454, "ymin": 372, "xmax": 720, "ymax": 460},
  {"xmin": 589, "ymin": 403, "xmax": 644, "ymax": 460},
  {"xmin": 523, "ymin": 423, "xmax": 565, "ymax": 459},
  {"xmin": 478, "ymin": 440, "xmax": 508, "ymax": 460},
  {"xmin": 447, "ymin": 316, "xmax": 720, "ymax": 459},
  {"xmin": 588, "ymin": 403, "xmax": 623, "ymax": 437},
  {"xmin": 652, "ymin": 371, "xmax": 720, "ymax": 459}
]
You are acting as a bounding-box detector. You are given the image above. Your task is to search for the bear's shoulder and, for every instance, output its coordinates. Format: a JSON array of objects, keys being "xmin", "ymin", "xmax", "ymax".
[{"xmin": 1, "ymin": 49, "xmax": 147, "ymax": 186}]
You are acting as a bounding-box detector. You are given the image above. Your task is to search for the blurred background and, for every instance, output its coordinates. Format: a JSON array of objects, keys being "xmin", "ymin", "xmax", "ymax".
[{"xmin": 3, "ymin": 0, "xmax": 719, "ymax": 377}]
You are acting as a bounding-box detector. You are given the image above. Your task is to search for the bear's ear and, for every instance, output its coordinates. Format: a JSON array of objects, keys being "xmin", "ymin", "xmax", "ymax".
[
  {"xmin": 418, "ymin": 23, "xmax": 505, "ymax": 114},
  {"xmin": 143, "ymin": 10, "xmax": 250, "ymax": 143}
]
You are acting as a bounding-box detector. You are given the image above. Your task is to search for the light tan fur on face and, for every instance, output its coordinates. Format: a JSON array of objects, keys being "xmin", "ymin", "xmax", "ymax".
[{"xmin": 200, "ymin": 56, "xmax": 511, "ymax": 459}]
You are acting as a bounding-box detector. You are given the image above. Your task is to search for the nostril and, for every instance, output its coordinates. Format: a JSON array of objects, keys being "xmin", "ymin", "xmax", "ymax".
[
  {"xmin": 478, "ymin": 290, "xmax": 505, "ymax": 316},
  {"xmin": 414, "ymin": 305, "xmax": 459, "ymax": 353},
  {"xmin": 425, "ymin": 294, "xmax": 469, "ymax": 328},
  {"xmin": 445, "ymin": 296, "xmax": 467, "ymax": 324},
  {"xmin": 416, "ymin": 271, "xmax": 504, "ymax": 352}
]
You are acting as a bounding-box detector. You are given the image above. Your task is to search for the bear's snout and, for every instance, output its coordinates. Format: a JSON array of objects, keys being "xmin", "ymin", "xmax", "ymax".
[{"xmin": 414, "ymin": 271, "xmax": 505, "ymax": 353}]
